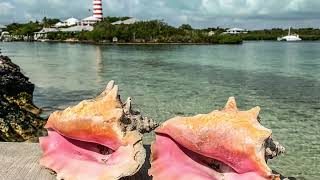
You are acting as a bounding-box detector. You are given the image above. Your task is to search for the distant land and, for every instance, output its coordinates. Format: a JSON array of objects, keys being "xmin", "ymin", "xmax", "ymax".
[{"xmin": 1, "ymin": 17, "xmax": 320, "ymax": 44}]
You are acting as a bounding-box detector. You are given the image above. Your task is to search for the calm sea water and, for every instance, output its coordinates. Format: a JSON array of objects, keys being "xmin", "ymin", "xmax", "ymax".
[{"xmin": 1, "ymin": 41, "xmax": 319, "ymax": 179}]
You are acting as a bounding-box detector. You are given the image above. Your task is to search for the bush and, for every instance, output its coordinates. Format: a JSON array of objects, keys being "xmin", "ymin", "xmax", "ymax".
[{"xmin": 209, "ymin": 35, "xmax": 243, "ymax": 44}]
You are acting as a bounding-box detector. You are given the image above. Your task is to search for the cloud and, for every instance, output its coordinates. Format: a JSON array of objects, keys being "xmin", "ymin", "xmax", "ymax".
[
  {"xmin": 14, "ymin": 0, "xmax": 36, "ymax": 6},
  {"xmin": 1, "ymin": 0, "xmax": 320, "ymax": 28},
  {"xmin": 0, "ymin": 2, "xmax": 15, "ymax": 16}
]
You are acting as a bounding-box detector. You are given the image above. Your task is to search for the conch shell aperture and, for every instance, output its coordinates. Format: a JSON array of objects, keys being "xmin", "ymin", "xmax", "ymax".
[
  {"xmin": 39, "ymin": 81, "xmax": 158, "ymax": 180},
  {"xmin": 149, "ymin": 97, "xmax": 285, "ymax": 180}
]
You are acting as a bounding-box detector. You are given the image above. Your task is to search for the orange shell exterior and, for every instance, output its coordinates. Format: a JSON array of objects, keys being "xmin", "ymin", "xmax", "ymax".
[
  {"xmin": 45, "ymin": 84, "xmax": 141, "ymax": 150},
  {"xmin": 155, "ymin": 97, "xmax": 277, "ymax": 179},
  {"xmin": 40, "ymin": 81, "xmax": 146, "ymax": 180}
]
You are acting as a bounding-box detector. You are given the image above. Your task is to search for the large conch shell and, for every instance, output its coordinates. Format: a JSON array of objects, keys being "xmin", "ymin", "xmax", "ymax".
[
  {"xmin": 149, "ymin": 97, "xmax": 285, "ymax": 180},
  {"xmin": 40, "ymin": 81, "xmax": 158, "ymax": 180}
]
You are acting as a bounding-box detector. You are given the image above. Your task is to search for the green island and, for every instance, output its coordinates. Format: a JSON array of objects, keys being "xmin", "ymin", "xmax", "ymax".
[{"xmin": 3, "ymin": 17, "xmax": 320, "ymax": 44}]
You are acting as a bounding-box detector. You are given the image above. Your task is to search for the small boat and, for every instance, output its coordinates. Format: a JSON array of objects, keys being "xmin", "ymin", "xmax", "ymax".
[{"xmin": 277, "ymin": 27, "xmax": 302, "ymax": 41}]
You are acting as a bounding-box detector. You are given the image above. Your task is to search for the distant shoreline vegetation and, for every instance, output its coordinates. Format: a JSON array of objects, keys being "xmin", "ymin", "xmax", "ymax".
[{"xmin": 3, "ymin": 17, "xmax": 320, "ymax": 44}]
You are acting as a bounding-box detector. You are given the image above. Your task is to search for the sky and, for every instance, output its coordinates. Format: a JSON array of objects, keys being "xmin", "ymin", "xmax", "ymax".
[{"xmin": 0, "ymin": 0, "xmax": 320, "ymax": 29}]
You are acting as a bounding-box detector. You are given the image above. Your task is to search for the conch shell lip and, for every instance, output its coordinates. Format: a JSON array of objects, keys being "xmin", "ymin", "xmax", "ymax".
[
  {"xmin": 42, "ymin": 128, "xmax": 116, "ymax": 158},
  {"xmin": 44, "ymin": 114, "xmax": 125, "ymax": 151},
  {"xmin": 153, "ymin": 131, "xmax": 239, "ymax": 173}
]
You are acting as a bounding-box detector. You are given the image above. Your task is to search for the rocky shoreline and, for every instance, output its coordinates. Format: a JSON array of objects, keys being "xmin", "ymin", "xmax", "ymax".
[{"xmin": 0, "ymin": 55, "xmax": 46, "ymax": 142}]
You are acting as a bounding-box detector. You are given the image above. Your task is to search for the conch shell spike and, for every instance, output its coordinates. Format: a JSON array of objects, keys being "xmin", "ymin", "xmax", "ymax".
[
  {"xmin": 106, "ymin": 80, "xmax": 115, "ymax": 91},
  {"xmin": 124, "ymin": 97, "xmax": 132, "ymax": 114},
  {"xmin": 248, "ymin": 106, "xmax": 261, "ymax": 118},
  {"xmin": 103, "ymin": 85, "xmax": 119, "ymax": 101},
  {"xmin": 224, "ymin": 97, "xmax": 238, "ymax": 111},
  {"xmin": 98, "ymin": 80, "xmax": 115, "ymax": 97}
]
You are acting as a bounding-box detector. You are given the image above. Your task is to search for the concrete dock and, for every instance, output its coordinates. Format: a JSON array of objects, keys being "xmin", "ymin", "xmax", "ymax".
[{"xmin": 0, "ymin": 143, "xmax": 151, "ymax": 180}]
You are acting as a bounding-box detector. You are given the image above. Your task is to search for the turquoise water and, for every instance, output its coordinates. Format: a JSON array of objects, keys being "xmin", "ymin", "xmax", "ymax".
[{"xmin": 1, "ymin": 41, "xmax": 319, "ymax": 179}]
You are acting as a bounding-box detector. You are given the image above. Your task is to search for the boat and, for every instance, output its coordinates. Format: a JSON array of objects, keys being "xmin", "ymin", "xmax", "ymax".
[{"xmin": 277, "ymin": 28, "xmax": 302, "ymax": 41}]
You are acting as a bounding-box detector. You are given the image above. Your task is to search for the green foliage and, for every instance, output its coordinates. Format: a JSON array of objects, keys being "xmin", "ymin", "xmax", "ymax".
[
  {"xmin": 241, "ymin": 28, "xmax": 320, "ymax": 40},
  {"xmin": 179, "ymin": 24, "xmax": 193, "ymax": 30},
  {"xmin": 6, "ymin": 17, "xmax": 61, "ymax": 36},
  {"xmin": 6, "ymin": 22, "xmax": 42, "ymax": 36},
  {"xmin": 8, "ymin": 17, "xmax": 320, "ymax": 43},
  {"xmin": 71, "ymin": 20, "xmax": 242, "ymax": 44},
  {"xmin": 47, "ymin": 32, "xmax": 77, "ymax": 41},
  {"xmin": 42, "ymin": 17, "xmax": 60, "ymax": 28},
  {"xmin": 208, "ymin": 35, "xmax": 243, "ymax": 44}
]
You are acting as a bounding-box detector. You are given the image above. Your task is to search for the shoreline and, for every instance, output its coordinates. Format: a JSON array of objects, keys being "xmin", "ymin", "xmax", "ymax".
[
  {"xmin": 49, "ymin": 40, "xmax": 214, "ymax": 45},
  {"xmin": 3, "ymin": 39, "xmax": 320, "ymax": 46},
  {"xmin": 10, "ymin": 39, "xmax": 234, "ymax": 45}
]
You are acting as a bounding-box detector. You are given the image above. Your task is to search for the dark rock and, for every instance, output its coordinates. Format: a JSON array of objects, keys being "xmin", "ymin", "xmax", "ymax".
[{"xmin": 0, "ymin": 55, "xmax": 46, "ymax": 142}]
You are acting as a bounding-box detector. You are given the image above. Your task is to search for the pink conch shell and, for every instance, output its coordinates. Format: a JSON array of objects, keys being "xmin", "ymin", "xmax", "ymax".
[
  {"xmin": 40, "ymin": 81, "xmax": 158, "ymax": 180},
  {"xmin": 149, "ymin": 97, "xmax": 285, "ymax": 180}
]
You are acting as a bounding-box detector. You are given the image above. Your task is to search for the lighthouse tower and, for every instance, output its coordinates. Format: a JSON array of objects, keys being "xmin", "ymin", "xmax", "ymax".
[{"xmin": 93, "ymin": 0, "xmax": 103, "ymax": 20}]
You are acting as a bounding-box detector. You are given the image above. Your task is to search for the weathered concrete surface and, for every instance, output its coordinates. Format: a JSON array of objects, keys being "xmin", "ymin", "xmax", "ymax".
[
  {"xmin": 0, "ymin": 143, "xmax": 151, "ymax": 180},
  {"xmin": 0, "ymin": 142, "xmax": 54, "ymax": 180}
]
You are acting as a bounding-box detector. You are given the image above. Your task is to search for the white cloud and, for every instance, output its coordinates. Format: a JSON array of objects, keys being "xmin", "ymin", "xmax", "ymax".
[
  {"xmin": 1, "ymin": 0, "xmax": 320, "ymax": 28},
  {"xmin": 14, "ymin": 0, "xmax": 36, "ymax": 5},
  {"xmin": 0, "ymin": 2, "xmax": 15, "ymax": 16}
]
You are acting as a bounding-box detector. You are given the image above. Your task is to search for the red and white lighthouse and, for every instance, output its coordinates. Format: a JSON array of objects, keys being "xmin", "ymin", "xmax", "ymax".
[{"xmin": 93, "ymin": 0, "xmax": 103, "ymax": 20}]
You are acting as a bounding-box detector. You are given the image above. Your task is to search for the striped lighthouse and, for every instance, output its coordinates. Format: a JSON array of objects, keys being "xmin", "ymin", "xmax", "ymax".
[{"xmin": 93, "ymin": 0, "xmax": 103, "ymax": 20}]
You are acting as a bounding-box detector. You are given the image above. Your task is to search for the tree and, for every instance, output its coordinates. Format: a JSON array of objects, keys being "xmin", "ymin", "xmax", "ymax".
[
  {"xmin": 6, "ymin": 22, "xmax": 42, "ymax": 36},
  {"xmin": 179, "ymin": 24, "xmax": 193, "ymax": 30},
  {"xmin": 42, "ymin": 17, "xmax": 48, "ymax": 24},
  {"xmin": 42, "ymin": 17, "xmax": 60, "ymax": 27}
]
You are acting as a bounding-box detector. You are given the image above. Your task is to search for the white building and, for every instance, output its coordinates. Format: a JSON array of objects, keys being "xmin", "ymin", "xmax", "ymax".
[
  {"xmin": 112, "ymin": 37, "xmax": 118, "ymax": 42},
  {"xmin": 0, "ymin": 24, "xmax": 6, "ymax": 32},
  {"xmin": 111, "ymin": 18, "xmax": 139, "ymax": 25},
  {"xmin": 81, "ymin": 16, "xmax": 101, "ymax": 26},
  {"xmin": 208, "ymin": 31, "xmax": 215, "ymax": 36},
  {"xmin": 34, "ymin": 28, "xmax": 59, "ymax": 40},
  {"xmin": 54, "ymin": 18, "xmax": 80, "ymax": 28},
  {"xmin": 224, "ymin": 28, "xmax": 248, "ymax": 34},
  {"xmin": 60, "ymin": 25, "xmax": 93, "ymax": 32},
  {"xmin": 65, "ymin": 18, "xmax": 80, "ymax": 26},
  {"xmin": 54, "ymin": 22, "xmax": 66, "ymax": 28}
]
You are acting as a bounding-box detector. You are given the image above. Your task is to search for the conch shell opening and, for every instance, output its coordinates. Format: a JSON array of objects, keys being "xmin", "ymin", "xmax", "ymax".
[
  {"xmin": 39, "ymin": 81, "xmax": 158, "ymax": 180},
  {"xmin": 149, "ymin": 97, "xmax": 285, "ymax": 180}
]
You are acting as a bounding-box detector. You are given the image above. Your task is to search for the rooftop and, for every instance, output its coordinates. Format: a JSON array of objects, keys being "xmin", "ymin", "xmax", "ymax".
[
  {"xmin": 227, "ymin": 28, "xmax": 246, "ymax": 32},
  {"xmin": 60, "ymin": 25, "xmax": 93, "ymax": 32},
  {"xmin": 35, "ymin": 28, "xmax": 59, "ymax": 34},
  {"xmin": 82, "ymin": 16, "xmax": 100, "ymax": 21},
  {"xmin": 111, "ymin": 18, "xmax": 139, "ymax": 25},
  {"xmin": 64, "ymin": 17, "xmax": 79, "ymax": 22}
]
